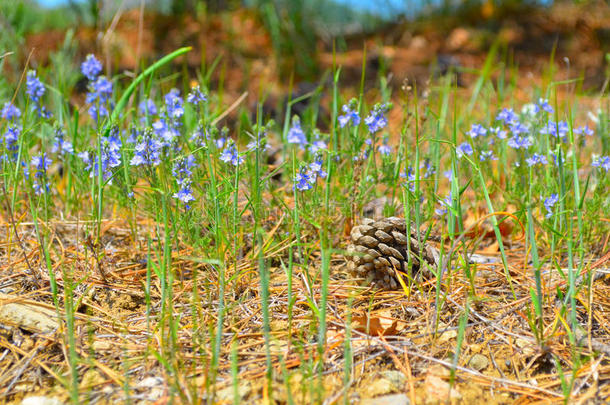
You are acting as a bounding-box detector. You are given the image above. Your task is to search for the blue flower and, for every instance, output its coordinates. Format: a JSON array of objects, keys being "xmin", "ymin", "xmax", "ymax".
[
  {"xmin": 456, "ymin": 142, "xmax": 473, "ymax": 158},
  {"xmin": 164, "ymin": 89, "xmax": 184, "ymax": 120},
  {"xmin": 364, "ymin": 103, "xmax": 389, "ymax": 134},
  {"xmin": 574, "ymin": 125, "xmax": 594, "ymax": 137},
  {"xmin": 420, "ymin": 159, "xmax": 435, "ymax": 178},
  {"xmin": 187, "ymin": 85, "xmax": 207, "ymax": 105},
  {"xmin": 26, "ymin": 70, "xmax": 45, "ymax": 104},
  {"xmin": 31, "ymin": 153, "xmax": 52, "ymax": 195},
  {"xmin": 544, "ymin": 194, "xmax": 559, "ymax": 218},
  {"xmin": 400, "ymin": 167, "xmax": 416, "ymax": 192},
  {"xmin": 479, "ymin": 150, "xmax": 497, "ymax": 161},
  {"xmin": 550, "ymin": 151, "xmax": 565, "ymax": 167},
  {"xmin": 152, "ymin": 120, "xmax": 180, "ymax": 146},
  {"xmin": 86, "ymin": 76, "xmax": 114, "ymax": 121},
  {"xmin": 294, "ymin": 167, "xmax": 313, "ymax": 191},
  {"xmin": 338, "ymin": 100, "xmax": 360, "ymax": 128},
  {"xmin": 533, "ymin": 98, "xmax": 554, "ymax": 114},
  {"xmin": 509, "ymin": 121, "xmax": 529, "ymax": 135},
  {"xmin": 592, "ymin": 155, "xmax": 610, "ymax": 172},
  {"xmin": 496, "ymin": 108, "xmax": 518, "ymax": 125},
  {"xmin": 130, "ymin": 128, "xmax": 163, "ymax": 167},
  {"xmin": 489, "ymin": 126, "xmax": 507, "ymax": 139},
  {"xmin": 81, "ymin": 54, "xmax": 102, "ymax": 81},
  {"xmin": 51, "ymin": 127, "xmax": 74, "ymax": 156},
  {"xmin": 2, "ymin": 125, "xmax": 20, "ymax": 157},
  {"xmin": 172, "ymin": 155, "xmax": 197, "ymax": 208},
  {"xmin": 247, "ymin": 137, "xmax": 270, "ymax": 152},
  {"xmin": 467, "ymin": 124, "xmax": 487, "ymax": 138},
  {"xmin": 88, "ymin": 129, "xmax": 122, "ymax": 183},
  {"xmin": 1, "ymin": 102, "xmax": 21, "ymax": 121},
  {"xmin": 138, "ymin": 99, "xmax": 157, "ymax": 116},
  {"xmin": 435, "ymin": 192, "xmax": 453, "ymax": 216},
  {"xmin": 378, "ymin": 144, "xmax": 392, "ymax": 156},
  {"xmin": 308, "ymin": 159, "xmax": 327, "ymax": 179},
  {"xmin": 287, "ymin": 117, "xmax": 307, "ymax": 148},
  {"xmin": 525, "ymin": 153, "xmax": 548, "ymax": 167},
  {"xmin": 173, "ymin": 183, "xmax": 195, "ymax": 205},
  {"xmin": 540, "ymin": 121, "xmax": 568, "ymax": 141},
  {"xmin": 172, "ymin": 155, "xmax": 197, "ymax": 185},
  {"xmin": 309, "ymin": 139, "xmax": 327, "ymax": 154},
  {"xmin": 31, "ymin": 153, "xmax": 52, "ymax": 176},
  {"xmin": 507, "ymin": 135, "xmax": 532, "ymax": 150},
  {"xmin": 219, "ymin": 142, "xmax": 244, "ymax": 166}
]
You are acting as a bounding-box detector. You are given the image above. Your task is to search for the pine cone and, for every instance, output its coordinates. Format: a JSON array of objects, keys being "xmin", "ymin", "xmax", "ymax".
[{"xmin": 346, "ymin": 217, "xmax": 439, "ymax": 289}]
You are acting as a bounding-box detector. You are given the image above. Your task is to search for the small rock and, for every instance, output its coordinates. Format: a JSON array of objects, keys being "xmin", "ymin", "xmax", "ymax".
[
  {"xmin": 21, "ymin": 397, "xmax": 64, "ymax": 405},
  {"xmin": 361, "ymin": 393, "xmax": 410, "ymax": 405},
  {"xmin": 468, "ymin": 354, "xmax": 489, "ymax": 371}
]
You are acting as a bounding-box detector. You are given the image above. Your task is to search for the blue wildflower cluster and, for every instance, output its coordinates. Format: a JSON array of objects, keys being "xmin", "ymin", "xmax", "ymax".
[
  {"xmin": 2, "ymin": 125, "xmax": 20, "ymax": 160},
  {"xmin": 26, "ymin": 70, "xmax": 50, "ymax": 118},
  {"xmin": 2, "ymin": 102, "xmax": 21, "ymax": 121},
  {"xmin": 87, "ymin": 128, "xmax": 122, "ymax": 183},
  {"xmin": 294, "ymin": 158, "xmax": 327, "ymax": 191},
  {"xmin": 31, "ymin": 153, "xmax": 52, "ymax": 195},
  {"xmin": 51, "ymin": 127, "xmax": 74, "ymax": 157},
  {"xmin": 364, "ymin": 102, "xmax": 390, "ymax": 134},
  {"xmin": 172, "ymin": 155, "xmax": 196, "ymax": 208},
  {"xmin": 338, "ymin": 99, "xmax": 360, "ymax": 128},
  {"xmin": 131, "ymin": 128, "xmax": 163, "ymax": 167},
  {"xmin": 82, "ymin": 55, "xmax": 113, "ymax": 121}
]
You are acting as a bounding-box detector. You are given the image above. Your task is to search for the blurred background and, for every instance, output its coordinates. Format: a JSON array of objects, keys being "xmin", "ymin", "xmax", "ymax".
[{"xmin": 1, "ymin": 0, "xmax": 609, "ymax": 111}]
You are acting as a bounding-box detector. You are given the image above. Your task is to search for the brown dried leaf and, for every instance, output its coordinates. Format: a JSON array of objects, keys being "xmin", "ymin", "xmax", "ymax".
[{"xmin": 353, "ymin": 311, "xmax": 398, "ymax": 336}]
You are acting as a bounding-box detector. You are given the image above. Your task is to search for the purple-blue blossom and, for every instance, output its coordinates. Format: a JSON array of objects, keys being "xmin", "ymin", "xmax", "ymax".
[
  {"xmin": 171, "ymin": 155, "xmax": 196, "ymax": 209},
  {"xmin": 294, "ymin": 167, "xmax": 313, "ymax": 191},
  {"xmin": 540, "ymin": 121, "xmax": 568, "ymax": 141},
  {"xmin": 1, "ymin": 102, "xmax": 21, "ymax": 121},
  {"xmin": 574, "ymin": 125, "xmax": 594, "ymax": 137},
  {"xmin": 496, "ymin": 108, "xmax": 517, "ymax": 125},
  {"xmin": 489, "ymin": 126, "xmax": 507, "ymax": 139},
  {"xmin": 26, "ymin": 71, "xmax": 45, "ymax": 104},
  {"xmin": 507, "ymin": 135, "xmax": 532, "ymax": 150},
  {"xmin": 400, "ymin": 167, "xmax": 416, "ymax": 192},
  {"xmin": 138, "ymin": 99, "xmax": 157, "ymax": 116},
  {"xmin": 509, "ymin": 121, "xmax": 529, "ymax": 135},
  {"xmin": 164, "ymin": 89, "xmax": 184, "ymax": 120},
  {"xmin": 31, "ymin": 153, "xmax": 52, "ymax": 176},
  {"xmin": 153, "ymin": 120, "xmax": 179, "ymax": 146},
  {"xmin": 287, "ymin": 118, "xmax": 307, "ymax": 148},
  {"xmin": 533, "ymin": 98, "xmax": 554, "ymax": 114},
  {"xmin": 172, "ymin": 155, "xmax": 197, "ymax": 184},
  {"xmin": 81, "ymin": 54, "xmax": 102, "ymax": 81},
  {"xmin": 456, "ymin": 142, "xmax": 473, "ymax": 158},
  {"xmin": 543, "ymin": 194, "xmax": 559, "ymax": 218},
  {"xmin": 378, "ymin": 143, "xmax": 392, "ymax": 156},
  {"xmin": 86, "ymin": 76, "xmax": 114, "ymax": 121},
  {"xmin": 479, "ymin": 150, "xmax": 497, "ymax": 162},
  {"xmin": 89, "ymin": 129, "xmax": 122, "ymax": 183},
  {"xmin": 130, "ymin": 129, "xmax": 163, "ymax": 167},
  {"xmin": 187, "ymin": 85, "xmax": 207, "ymax": 105},
  {"xmin": 308, "ymin": 159, "xmax": 327, "ymax": 180},
  {"xmin": 2, "ymin": 125, "xmax": 20, "ymax": 156},
  {"xmin": 338, "ymin": 100, "xmax": 360, "ymax": 128},
  {"xmin": 51, "ymin": 128, "xmax": 74, "ymax": 156},
  {"xmin": 525, "ymin": 153, "xmax": 548, "ymax": 167},
  {"xmin": 467, "ymin": 124, "xmax": 487, "ymax": 138},
  {"xmin": 435, "ymin": 192, "xmax": 452, "ymax": 216},
  {"xmin": 592, "ymin": 156, "xmax": 610, "ymax": 172},
  {"xmin": 364, "ymin": 103, "xmax": 389, "ymax": 134},
  {"xmin": 31, "ymin": 153, "xmax": 52, "ymax": 195},
  {"xmin": 219, "ymin": 143, "xmax": 244, "ymax": 166}
]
